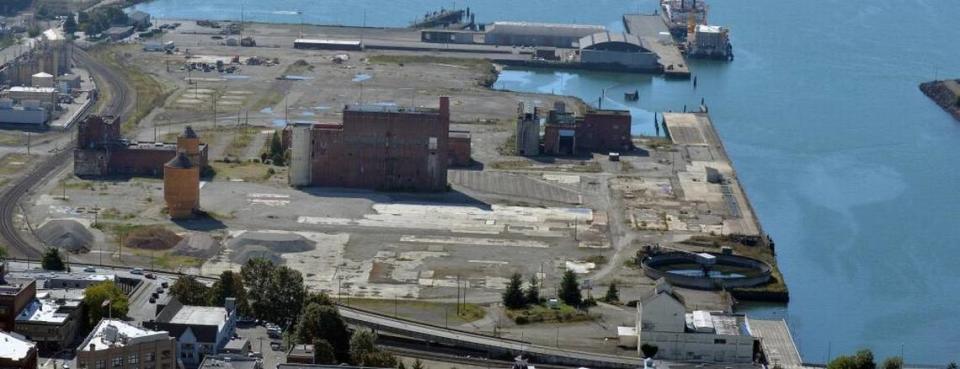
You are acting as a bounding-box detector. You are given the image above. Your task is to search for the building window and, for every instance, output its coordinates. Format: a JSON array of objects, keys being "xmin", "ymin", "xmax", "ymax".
[
  {"xmin": 129, "ymin": 354, "xmax": 139, "ymax": 365},
  {"xmin": 714, "ymin": 338, "xmax": 727, "ymax": 344},
  {"xmin": 428, "ymin": 137, "xmax": 438, "ymax": 150},
  {"xmin": 160, "ymin": 351, "xmax": 171, "ymax": 360},
  {"xmin": 112, "ymin": 357, "xmax": 123, "ymax": 367},
  {"xmin": 79, "ymin": 361, "xmax": 87, "ymax": 369},
  {"xmin": 145, "ymin": 353, "xmax": 155, "ymax": 362},
  {"xmin": 96, "ymin": 361, "xmax": 105, "ymax": 369}
]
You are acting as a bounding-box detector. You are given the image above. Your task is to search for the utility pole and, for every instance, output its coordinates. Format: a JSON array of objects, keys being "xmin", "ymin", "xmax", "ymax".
[
  {"xmin": 25, "ymin": 132, "xmax": 30, "ymax": 155},
  {"xmin": 456, "ymin": 275, "xmax": 461, "ymax": 315}
]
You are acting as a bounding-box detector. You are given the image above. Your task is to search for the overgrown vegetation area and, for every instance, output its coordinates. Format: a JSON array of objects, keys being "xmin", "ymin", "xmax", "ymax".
[
  {"xmin": 90, "ymin": 45, "xmax": 172, "ymax": 133},
  {"xmin": 367, "ymin": 54, "xmax": 498, "ymax": 87},
  {"xmin": 501, "ymin": 271, "xmax": 596, "ymax": 325}
]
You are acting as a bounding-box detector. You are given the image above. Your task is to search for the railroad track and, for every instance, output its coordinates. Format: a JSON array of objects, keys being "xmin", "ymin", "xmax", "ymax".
[{"xmin": 0, "ymin": 44, "xmax": 134, "ymax": 258}]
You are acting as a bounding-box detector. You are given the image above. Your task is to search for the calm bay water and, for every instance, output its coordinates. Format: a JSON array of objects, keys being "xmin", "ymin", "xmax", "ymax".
[{"xmin": 134, "ymin": 0, "xmax": 960, "ymax": 363}]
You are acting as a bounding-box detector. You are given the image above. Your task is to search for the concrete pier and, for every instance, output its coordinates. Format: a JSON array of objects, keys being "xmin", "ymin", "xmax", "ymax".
[
  {"xmin": 749, "ymin": 319, "xmax": 804, "ymax": 369},
  {"xmin": 623, "ymin": 14, "xmax": 690, "ymax": 78}
]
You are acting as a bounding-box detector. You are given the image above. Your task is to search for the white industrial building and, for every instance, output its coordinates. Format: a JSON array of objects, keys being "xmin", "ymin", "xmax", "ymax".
[
  {"xmin": 619, "ymin": 279, "xmax": 758, "ymax": 363},
  {"xmin": 32, "ymin": 72, "xmax": 55, "ymax": 88},
  {"xmin": 484, "ymin": 21, "xmax": 605, "ymax": 48},
  {"xmin": 3, "ymin": 86, "xmax": 58, "ymax": 106},
  {"xmin": 687, "ymin": 24, "xmax": 732, "ymax": 59},
  {"xmin": 0, "ymin": 98, "xmax": 49, "ymax": 126}
]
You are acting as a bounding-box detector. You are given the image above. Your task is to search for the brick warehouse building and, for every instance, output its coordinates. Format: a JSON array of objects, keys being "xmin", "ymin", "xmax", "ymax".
[
  {"xmin": 74, "ymin": 116, "xmax": 208, "ymax": 177},
  {"xmin": 288, "ymin": 97, "xmax": 456, "ymax": 191},
  {"xmin": 543, "ymin": 102, "xmax": 632, "ymax": 155}
]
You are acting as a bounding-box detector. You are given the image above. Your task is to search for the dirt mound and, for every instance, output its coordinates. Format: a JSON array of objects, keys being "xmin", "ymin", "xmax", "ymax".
[
  {"xmin": 124, "ymin": 226, "xmax": 183, "ymax": 250},
  {"xmin": 37, "ymin": 219, "xmax": 94, "ymax": 252},
  {"xmin": 173, "ymin": 232, "xmax": 221, "ymax": 259},
  {"xmin": 227, "ymin": 231, "xmax": 315, "ymax": 265}
]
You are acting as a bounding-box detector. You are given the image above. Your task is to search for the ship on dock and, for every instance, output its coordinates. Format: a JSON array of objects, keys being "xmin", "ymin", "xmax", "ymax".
[
  {"xmin": 660, "ymin": 0, "xmax": 707, "ymax": 40},
  {"xmin": 685, "ymin": 23, "xmax": 733, "ymax": 60},
  {"xmin": 410, "ymin": 7, "xmax": 476, "ymax": 30}
]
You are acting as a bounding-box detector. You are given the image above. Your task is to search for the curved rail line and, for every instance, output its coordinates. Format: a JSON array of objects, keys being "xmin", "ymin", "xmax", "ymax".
[{"xmin": 0, "ymin": 44, "xmax": 134, "ymax": 258}]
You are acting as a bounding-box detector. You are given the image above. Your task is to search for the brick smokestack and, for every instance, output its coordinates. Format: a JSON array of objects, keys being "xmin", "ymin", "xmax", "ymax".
[{"xmin": 439, "ymin": 96, "xmax": 449, "ymax": 119}]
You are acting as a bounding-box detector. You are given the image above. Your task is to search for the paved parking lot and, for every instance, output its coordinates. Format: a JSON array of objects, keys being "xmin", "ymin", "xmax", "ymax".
[{"xmin": 236, "ymin": 325, "xmax": 287, "ymax": 369}]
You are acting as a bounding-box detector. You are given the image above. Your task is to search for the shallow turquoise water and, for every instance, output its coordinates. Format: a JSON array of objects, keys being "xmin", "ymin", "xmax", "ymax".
[{"xmin": 134, "ymin": 0, "xmax": 960, "ymax": 363}]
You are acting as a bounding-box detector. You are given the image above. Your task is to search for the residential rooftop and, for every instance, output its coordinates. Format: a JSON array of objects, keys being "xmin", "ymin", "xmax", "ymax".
[
  {"xmin": 198, "ymin": 354, "xmax": 261, "ymax": 369},
  {"xmin": 80, "ymin": 319, "xmax": 170, "ymax": 352},
  {"xmin": 0, "ymin": 331, "xmax": 34, "ymax": 360},
  {"xmin": 16, "ymin": 297, "xmax": 81, "ymax": 324},
  {"xmin": 167, "ymin": 305, "xmax": 230, "ymax": 331}
]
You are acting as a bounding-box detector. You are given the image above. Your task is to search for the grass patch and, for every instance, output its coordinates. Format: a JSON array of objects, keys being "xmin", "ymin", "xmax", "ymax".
[
  {"xmin": 252, "ymin": 89, "xmax": 283, "ymax": 111},
  {"xmin": 367, "ymin": 54, "xmax": 498, "ymax": 87},
  {"xmin": 498, "ymin": 133, "xmax": 517, "ymax": 156},
  {"xmin": 222, "ymin": 126, "xmax": 263, "ymax": 158},
  {"xmin": 491, "ymin": 160, "xmax": 601, "ymax": 173},
  {"xmin": 507, "ymin": 304, "xmax": 594, "ymax": 325},
  {"xmin": 0, "ymin": 154, "xmax": 31, "ymax": 176},
  {"xmin": 210, "ymin": 161, "xmax": 279, "ymax": 182},
  {"xmin": 128, "ymin": 248, "xmax": 202, "ymax": 270},
  {"xmin": 90, "ymin": 45, "xmax": 173, "ymax": 133},
  {"xmin": 0, "ymin": 133, "xmax": 24, "ymax": 146},
  {"xmin": 344, "ymin": 298, "xmax": 485, "ymax": 324}
]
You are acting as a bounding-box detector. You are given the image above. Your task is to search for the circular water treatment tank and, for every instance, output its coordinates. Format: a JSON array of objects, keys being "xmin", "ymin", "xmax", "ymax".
[{"xmin": 641, "ymin": 251, "xmax": 773, "ymax": 290}]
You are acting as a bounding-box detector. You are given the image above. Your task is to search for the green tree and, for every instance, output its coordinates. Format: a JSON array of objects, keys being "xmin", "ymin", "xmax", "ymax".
[
  {"xmin": 295, "ymin": 303, "xmax": 351, "ymax": 362},
  {"xmin": 209, "ymin": 271, "xmax": 250, "ymax": 315},
  {"xmin": 854, "ymin": 350, "xmax": 877, "ymax": 369},
  {"xmin": 524, "ymin": 276, "xmax": 540, "ymax": 305},
  {"xmin": 640, "ymin": 343, "xmax": 658, "ymax": 358},
  {"xmin": 169, "ymin": 275, "xmax": 211, "ymax": 305},
  {"xmin": 270, "ymin": 130, "xmax": 285, "ymax": 165},
  {"xmin": 303, "ymin": 291, "xmax": 334, "ymax": 308},
  {"xmin": 881, "ymin": 357, "xmax": 903, "ymax": 369},
  {"xmin": 502, "ymin": 273, "xmax": 526, "ymax": 309},
  {"xmin": 412, "ymin": 359, "xmax": 425, "ymax": 369},
  {"xmin": 603, "ymin": 282, "xmax": 619, "ymax": 304},
  {"xmin": 42, "ymin": 248, "xmax": 66, "ymax": 271},
  {"xmin": 312, "ymin": 338, "xmax": 337, "ymax": 365},
  {"xmin": 63, "ymin": 14, "xmax": 78, "ymax": 34},
  {"xmin": 241, "ymin": 258, "xmax": 276, "ymax": 320},
  {"xmin": 558, "ymin": 270, "xmax": 582, "ymax": 307},
  {"xmin": 266, "ymin": 266, "xmax": 305, "ymax": 326},
  {"xmin": 947, "ymin": 362, "xmax": 958, "ymax": 369},
  {"xmin": 83, "ymin": 281, "xmax": 129, "ymax": 326},
  {"xmin": 828, "ymin": 350, "xmax": 876, "ymax": 369},
  {"xmin": 349, "ymin": 329, "xmax": 397, "ymax": 367}
]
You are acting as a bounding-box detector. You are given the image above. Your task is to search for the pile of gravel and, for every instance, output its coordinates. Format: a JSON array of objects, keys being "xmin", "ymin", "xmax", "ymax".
[
  {"xmin": 173, "ymin": 232, "xmax": 221, "ymax": 259},
  {"xmin": 37, "ymin": 219, "xmax": 94, "ymax": 253},
  {"xmin": 227, "ymin": 231, "xmax": 315, "ymax": 265}
]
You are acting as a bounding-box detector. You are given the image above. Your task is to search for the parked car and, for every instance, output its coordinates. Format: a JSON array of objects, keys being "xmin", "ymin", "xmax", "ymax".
[
  {"xmin": 84, "ymin": 267, "xmax": 96, "ymax": 272},
  {"xmin": 146, "ymin": 273, "xmax": 156, "ymax": 279},
  {"xmin": 131, "ymin": 268, "xmax": 144, "ymax": 275}
]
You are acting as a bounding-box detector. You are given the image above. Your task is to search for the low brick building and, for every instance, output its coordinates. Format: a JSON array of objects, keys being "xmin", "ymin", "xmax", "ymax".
[
  {"xmin": 288, "ymin": 97, "xmax": 454, "ymax": 192},
  {"xmin": 448, "ymin": 130, "xmax": 472, "ymax": 167},
  {"xmin": 74, "ymin": 116, "xmax": 207, "ymax": 177},
  {"xmin": 543, "ymin": 102, "xmax": 632, "ymax": 155},
  {"xmin": 0, "ymin": 279, "xmax": 36, "ymax": 332}
]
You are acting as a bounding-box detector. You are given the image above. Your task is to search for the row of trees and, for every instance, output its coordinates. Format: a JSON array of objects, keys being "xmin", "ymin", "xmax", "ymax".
[
  {"xmin": 503, "ymin": 270, "xmax": 616, "ymax": 309},
  {"xmin": 77, "ymin": 7, "xmax": 129, "ymax": 35},
  {"xmin": 824, "ymin": 349, "xmax": 960, "ymax": 369}
]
